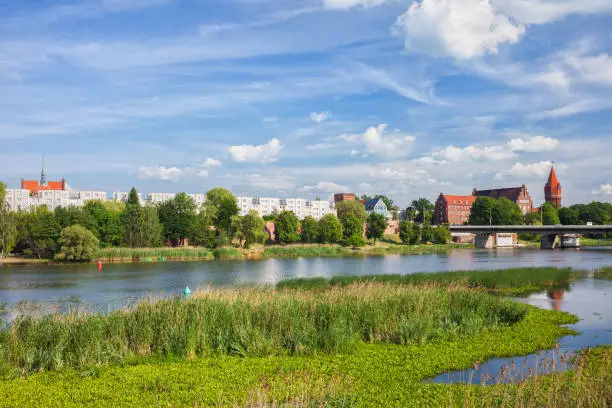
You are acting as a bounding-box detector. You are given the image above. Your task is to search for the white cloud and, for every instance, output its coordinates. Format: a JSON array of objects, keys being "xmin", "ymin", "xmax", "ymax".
[
  {"xmin": 342, "ymin": 124, "xmax": 416, "ymax": 158},
  {"xmin": 564, "ymin": 52, "xmax": 612, "ymax": 85},
  {"xmin": 309, "ymin": 111, "xmax": 330, "ymax": 123},
  {"xmin": 203, "ymin": 158, "xmax": 222, "ymax": 168},
  {"xmin": 506, "ymin": 135, "xmax": 560, "ymax": 152},
  {"xmin": 306, "ymin": 143, "xmax": 334, "ymax": 150},
  {"xmin": 299, "ymin": 181, "xmax": 347, "ymax": 192},
  {"xmin": 394, "ymin": 0, "xmax": 525, "ymax": 60},
  {"xmin": 592, "ymin": 184, "xmax": 612, "ymax": 196},
  {"xmin": 323, "ymin": 0, "xmax": 389, "ymax": 10},
  {"xmin": 432, "ymin": 145, "xmax": 515, "ymax": 162},
  {"xmin": 138, "ymin": 165, "xmax": 181, "ymax": 181},
  {"xmin": 393, "ymin": 0, "xmax": 612, "ymax": 60},
  {"xmin": 228, "ymin": 138, "xmax": 283, "ymax": 163},
  {"xmin": 494, "ymin": 161, "xmax": 553, "ymax": 180}
]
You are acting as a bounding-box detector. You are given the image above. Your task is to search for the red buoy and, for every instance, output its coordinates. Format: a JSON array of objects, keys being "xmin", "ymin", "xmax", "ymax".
[{"xmin": 97, "ymin": 261, "xmax": 103, "ymax": 270}]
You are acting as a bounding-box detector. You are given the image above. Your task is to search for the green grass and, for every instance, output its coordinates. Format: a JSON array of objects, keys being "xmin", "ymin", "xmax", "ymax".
[
  {"xmin": 263, "ymin": 245, "xmax": 350, "ymax": 258},
  {"xmin": 580, "ymin": 237, "xmax": 612, "ymax": 246},
  {"xmin": 0, "ymin": 284, "xmax": 529, "ymax": 374},
  {"xmin": 212, "ymin": 247, "xmax": 244, "ymax": 260},
  {"xmin": 277, "ymin": 267, "xmax": 580, "ymax": 296},
  {"xmin": 594, "ymin": 267, "xmax": 612, "ymax": 279},
  {"xmin": 0, "ymin": 305, "xmax": 582, "ymax": 407},
  {"xmin": 96, "ymin": 247, "xmax": 214, "ymax": 262}
]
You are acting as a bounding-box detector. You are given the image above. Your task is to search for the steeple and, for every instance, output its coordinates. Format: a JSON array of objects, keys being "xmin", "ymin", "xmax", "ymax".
[
  {"xmin": 544, "ymin": 165, "xmax": 562, "ymax": 208},
  {"xmin": 40, "ymin": 157, "xmax": 47, "ymax": 186}
]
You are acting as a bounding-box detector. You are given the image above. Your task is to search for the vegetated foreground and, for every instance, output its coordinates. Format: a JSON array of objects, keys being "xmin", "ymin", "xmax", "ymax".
[{"xmin": 0, "ymin": 267, "xmax": 609, "ymax": 407}]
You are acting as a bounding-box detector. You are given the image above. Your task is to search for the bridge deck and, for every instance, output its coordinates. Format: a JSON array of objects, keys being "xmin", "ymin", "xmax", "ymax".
[{"xmin": 449, "ymin": 225, "xmax": 612, "ymax": 234}]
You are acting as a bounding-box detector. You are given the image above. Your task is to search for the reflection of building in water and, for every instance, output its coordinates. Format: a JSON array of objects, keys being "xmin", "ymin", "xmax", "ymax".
[{"xmin": 547, "ymin": 289, "xmax": 566, "ymax": 311}]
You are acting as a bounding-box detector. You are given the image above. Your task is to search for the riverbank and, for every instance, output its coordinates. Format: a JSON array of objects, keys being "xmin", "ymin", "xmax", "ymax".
[{"xmin": 3, "ymin": 267, "xmax": 608, "ymax": 407}]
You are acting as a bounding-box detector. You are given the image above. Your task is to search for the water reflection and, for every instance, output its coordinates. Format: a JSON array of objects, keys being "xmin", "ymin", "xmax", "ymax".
[{"xmin": 431, "ymin": 278, "xmax": 612, "ymax": 384}]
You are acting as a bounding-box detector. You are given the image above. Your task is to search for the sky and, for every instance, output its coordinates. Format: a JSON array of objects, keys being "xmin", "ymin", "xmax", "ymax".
[{"xmin": 1, "ymin": 0, "xmax": 612, "ymax": 207}]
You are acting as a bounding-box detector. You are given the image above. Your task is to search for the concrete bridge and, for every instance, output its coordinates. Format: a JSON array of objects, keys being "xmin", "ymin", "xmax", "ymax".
[{"xmin": 449, "ymin": 225, "xmax": 612, "ymax": 249}]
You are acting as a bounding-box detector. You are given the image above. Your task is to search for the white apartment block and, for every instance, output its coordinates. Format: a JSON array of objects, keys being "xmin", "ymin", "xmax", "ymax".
[
  {"xmin": 4, "ymin": 188, "xmax": 108, "ymax": 211},
  {"xmin": 235, "ymin": 196, "xmax": 335, "ymax": 220},
  {"xmin": 146, "ymin": 192, "xmax": 176, "ymax": 204}
]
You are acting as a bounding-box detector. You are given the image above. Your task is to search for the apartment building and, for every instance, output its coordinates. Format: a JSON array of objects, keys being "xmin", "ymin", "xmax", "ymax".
[{"xmin": 236, "ymin": 196, "xmax": 335, "ymax": 220}]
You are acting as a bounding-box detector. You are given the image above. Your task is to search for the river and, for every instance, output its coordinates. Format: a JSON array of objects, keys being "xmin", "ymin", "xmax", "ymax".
[{"xmin": 1, "ymin": 247, "xmax": 611, "ymax": 314}]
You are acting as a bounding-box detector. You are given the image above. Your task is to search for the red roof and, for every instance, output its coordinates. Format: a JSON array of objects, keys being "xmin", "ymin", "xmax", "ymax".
[
  {"xmin": 21, "ymin": 180, "xmax": 65, "ymax": 194},
  {"xmin": 546, "ymin": 167, "xmax": 560, "ymax": 188},
  {"xmin": 440, "ymin": 194, "xmax": 477, "ymax": 205}
]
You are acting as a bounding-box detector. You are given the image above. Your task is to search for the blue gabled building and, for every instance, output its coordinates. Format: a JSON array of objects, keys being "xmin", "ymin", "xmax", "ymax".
[{"xmin": 363, "ymin": 197, "xmax": 389, "ymax": 219}]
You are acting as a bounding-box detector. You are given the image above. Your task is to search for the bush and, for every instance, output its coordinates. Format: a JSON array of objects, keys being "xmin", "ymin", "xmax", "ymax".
[
  {"xmin": 433, "ymin": 223, "xmax": 451, "ymax": 244},
  {"xmin": 54, "ymin": 225, "xmax": 100, "ymax": 262},
  {"xmin": 345, "ymin": 234, "xmax": 366, "ymax": 248}
]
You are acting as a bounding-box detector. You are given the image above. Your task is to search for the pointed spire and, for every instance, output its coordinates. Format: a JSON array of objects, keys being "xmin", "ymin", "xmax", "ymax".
[
  {"xmin": 40, "ymin": 156, "xmax": 47, "ymax": 186},
  {"xmin": 546, "ymin": 166, "xmax": 559, "ymax": 187}
]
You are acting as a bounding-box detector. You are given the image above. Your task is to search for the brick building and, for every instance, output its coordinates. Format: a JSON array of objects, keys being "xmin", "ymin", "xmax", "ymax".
[
  {"xmin": 334, "ymin": 193, "xmax": 356, "ymax": 203},
  {"xmin": 472, "ymin": 185, "xmax": 533, "ymax": 215},
  {"xmin": 544, "ymin": 166, "xmax": 562, "ymax": 208},
  {"xmin": 434, "ymin": 194, "xmax": 477, "ymax": 225}
]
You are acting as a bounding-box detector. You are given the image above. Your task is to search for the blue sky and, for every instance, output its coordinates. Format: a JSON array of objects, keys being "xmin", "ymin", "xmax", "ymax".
[{"xmin": 1, "ymin": 0, "xmax": 612, "ymax": 207}]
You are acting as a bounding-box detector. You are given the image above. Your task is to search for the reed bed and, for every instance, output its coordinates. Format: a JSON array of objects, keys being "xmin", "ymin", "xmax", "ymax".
[
  {"xmin": 594, "ymin": 266, "xmax": 612, "ymax": 279},
  {"xmin": 95, "ymin": 247, "xmax": 214, "ymax": 262},
  {"xmin": 263, "ymin": 245, "xmax": 350, "ymax": 258},
  {"xmin": 213, "ymin": 247, "xmax": 244, "ymax": 260},
  {"xmin": 277, "ymin": 267, "xmax": 579, "ymax": 295},
  {"xmin": 0, "ymin": 283, "xmax": 528, "ymax": 373}
]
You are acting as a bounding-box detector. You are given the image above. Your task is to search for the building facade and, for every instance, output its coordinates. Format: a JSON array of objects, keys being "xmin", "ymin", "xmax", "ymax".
[
  {"xmin": 472, "ymin": 185, "xmax": 533, "ymax": 215},
  {"xmin": 333, "ymin": 193, "xmax": 356, "ymax": 203},
  {"xmin": 435, "ymin": 194, "xmax": 477, "ymax": 225},
  {"xmin": 363, "ymin": 197, "xmax": 389, "ymax": 218},
  {"xmin": 544, "ymin": 167, "xmax": 562, "ymax": 208},
  {"xmin": 235, "ymin": 196, "xmax": 335, "ymax": 220}
]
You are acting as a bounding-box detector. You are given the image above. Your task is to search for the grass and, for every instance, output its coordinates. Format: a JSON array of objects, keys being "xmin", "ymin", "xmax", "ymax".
[
  {"xmin": 212, "ymin": 247, "xmax": 244, "ymax": 260},
  {"xmin": 263, "ymin": 245, "xmax": 350, "ymax": 258},
  {"xmin": 594, "ymin": 267, "xmax": 612, "ymax": 279},
  {"xmin": 0, "ymin": 283, "xmax": 529, "ymax": 374},
  {"xmin": 580, "ymin": 237, "xmax": 612, "ymax": 246},
  {"xmin": 277, "ymin": 267, "xmax": 580, "ymax": 296},
  {"xmin": 96, "ymin": 247, "xmax": 214, "ymax": 262}
]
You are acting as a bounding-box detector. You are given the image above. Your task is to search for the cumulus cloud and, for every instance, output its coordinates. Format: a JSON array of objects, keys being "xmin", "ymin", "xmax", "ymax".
[
  {"xmin": 592, "ymin": 184, "xmax": 612, "ymax": 196},
  {"xmin": 323, "ymin": 0, "xmax": 389, "ymax": 10},
  {"xmin": 393, "ymin": 0, "xmax": 612, "ymax": 60},
  {"xmin": 203, "ymin": 158, "xmax": 222, "ymax": 168},
  {"xmin": 506, "ymin": 135, "xmax": 560, "ymax": 152},
  {"xmin": 309, "ymin": 111, "xmax": 330, "ymax": 123},
  {"xmin": 494, "ymin": 161, "xmax": 554, "ymax": 180},
  {"xmin": 228, "ymin": 138, "xmax": 283, "ymax": 163},
  {"xmin": 138, "ymin": 165, "xmax": 182, "ymax": 181},
  {"xmin": 342, "ymin": 124, "xmax": 416, "ymax": 158},
  {"xmin": 564, "ymin": 52, "xmax": 612, "ymax": 85},
  {"xmin": 299, "ymin": 181, "xmax": 347, "ymax": 192},
  {"xmin": 393, "ymin": 0, "xmax": 525, "ymax": 60}
]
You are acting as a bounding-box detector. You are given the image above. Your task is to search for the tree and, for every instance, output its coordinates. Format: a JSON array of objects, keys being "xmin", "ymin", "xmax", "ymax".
[
  {"xmin": 123, "ymin": 187, "xmax": 143, "ymax": 247},
  {"xmin": 469, "ymin": 197, "xmax": 496, "ymax": 225},
  {"xmin": 399, "ymin": 221, "xmax": 413, "ymax": 244},
  {"xmin": 524, "ymin": 212, "xmax": 542, "ymax": 226},
  {"xmin": 558, "ymin": 207, "xmax": 579, "ymax": 225},
  {"xmin": 433, "ymin": 223, "xmax": 451, "ymax": 244},
  {"xmin": 241, "ymin": 211, "xmax": 266, "ymax": 248},
  {"xmin": 411, "ymin": 198, "xmax": 434, "ymax": 224},
  {"xmin": 335, "ymin": 200, "xmax": 366, "ymax": 222},
  {"xmin": 342, "ymin": 215, "xmax": 363, "ymax": 239},
  {"xmin": 345, "ymin": 234, "xmax": 366, "ymax": 248},
  {"xmin": 319, "ymin": 214, "xmax": 343, "ymax": 244},
  {"xmin": 141, "ymin": 205, "xmax": 163, "ymax": 247},
  {"xmin": 203, "ymin": 188, "xmax": 239, "ymax": 233},
  {"xmin": 421, "ymin": 222, "xmax": 434, "ymax": 243},
  {"xmin": 0, "ymin": 182, "xmax": 16, "ymax": 257},
  {"xmin": 275, "ymin": 211, "xmax": 300, "ymax": 244},
  {"xmin": 301, "ymin": 216, "xmax": 320, "ymax": 243},
  {"xmin": 541, "ymin": 202, "xmax": 560, "ymax": 225},
  {"xmin": 54, "ymin": 225, "xmax": 99, "ymax": 262},
  {"xmin": 189, "ymin": 206, "xmax": 217, "ymax": 248},
  {"xmin": 55, "ymin": 206, "xmax": 86, "ymax": 229},
  {"xmin": 158, "ymin": 193, "xmax": 197, "ymax": 246},
  {"xmin": 366, "ymin": 212, "xmax": 387, "ymax": 243},
  {"xmin": 405, "ymin": 207, "xmax": 417, "ymax": 222},
  {"xmin": 409, "ymin": 223, "xmax": 421, "ymax": 245},
  {"xmin": 493, "ymin": 198, "xmax": 523, "ymax": 225},
  {"xmin": 27, "ymin": 207, "xmax": 61, "ymax": 258}
]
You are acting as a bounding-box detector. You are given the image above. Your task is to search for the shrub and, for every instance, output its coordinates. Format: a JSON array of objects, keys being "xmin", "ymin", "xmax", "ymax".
[{"xmin": 54, "ymin": 225, "xmax": 99, "ymax": 262}]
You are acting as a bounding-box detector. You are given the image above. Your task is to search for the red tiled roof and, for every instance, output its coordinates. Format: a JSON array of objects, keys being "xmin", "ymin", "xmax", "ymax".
[
  {"xmin": 21, "ymin": 180, "xmax": 65, "ymax": 194},
  {"xmin": 546, "ymin": 167, "xmax": 560, "ymax": 188},
  {"xmin": 440, "ymin": 195, "xmax": 477, "ymax": 205}
]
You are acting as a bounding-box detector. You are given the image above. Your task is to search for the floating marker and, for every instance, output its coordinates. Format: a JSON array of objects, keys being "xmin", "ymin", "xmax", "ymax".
[
  {"xmin": 97, "ymin": 261, "xmax": 103, "ymax": 270},
  {"xmin": 184, "ymin": 286, "xmax": 192, "ymax": 296}
]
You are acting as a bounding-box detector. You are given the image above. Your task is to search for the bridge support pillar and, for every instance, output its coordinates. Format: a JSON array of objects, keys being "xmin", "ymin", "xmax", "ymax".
[
  {"xmin": 475, "ymin": 234, "xmax": 495, "ymax": 249},
  {"xmin": 540, "ymin": 234, "xmax": 560, "ymax": 250},
  {"xmin": 561, "ymin": 234, "xmax": 580, "ymax": 248}
]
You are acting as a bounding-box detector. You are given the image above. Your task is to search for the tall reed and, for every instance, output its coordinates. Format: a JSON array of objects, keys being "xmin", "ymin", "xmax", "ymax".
[{"xmin": 96, "ymin": 247, "xmax": 214, "ymax": 262}]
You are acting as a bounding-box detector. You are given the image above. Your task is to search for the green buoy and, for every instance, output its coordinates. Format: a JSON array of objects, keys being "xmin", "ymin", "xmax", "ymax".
[{"xmin": 183, "ymin": 286, "xmax": 191, "ymax": 296}]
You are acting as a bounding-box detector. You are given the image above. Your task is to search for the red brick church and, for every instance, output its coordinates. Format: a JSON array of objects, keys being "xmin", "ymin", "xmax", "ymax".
[{"xmin": 544, "ymin": 166, "xmax": 562, "ymax": 208}]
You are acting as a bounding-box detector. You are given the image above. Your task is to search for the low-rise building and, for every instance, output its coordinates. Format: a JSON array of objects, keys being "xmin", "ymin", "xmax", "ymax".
[{"xmin": 435, "ymin": 194, "xmax": 477, "ymax": 225}]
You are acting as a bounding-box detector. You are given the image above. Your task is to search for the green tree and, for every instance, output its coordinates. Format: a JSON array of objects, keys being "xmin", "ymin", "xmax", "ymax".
[
  {"xmin": 524, "ymin": 212, "xmax": 542, "ymax": 226},
  {"xmin": 28, "ymin": 207, "xmax": 61, "ymax": 258},
  {"xmin": 433, "ymin": 223, "xmax": 451, "ymax": 244},
  {"xmin": 203, "ymin": 188, "xmax": 239, "ymax": 233},
  {"xmin": 158, "ymin": 193, "xmax": 197, "ymax": 246},
  {"xmin": 54, "ymin": 225, "xmax": 99, "ymax": 262},
  {"xmin": 411, "ymin": 198, "xmax": 434, "ymax": 224},
  {"xmin": 541, "ymin": 202, "xmax": 560, "ymax": 225},
  {"xmin": 558, "ymin": 207, "xmax": 579, "ymax": 225},
  {"xmin": 493, "ymin": 198, "xmax": 523, "ymax": 225},
  {"xmin": 0, "ymin": 182, "xmax": 16, "ymax": 257},
  {"xmin": 342, "ymin": 215, "xmax": 363, "ymax": 239},
  {"xmin": 399, "ymin": 221, "xmax": 413, "ymax": 244},
  {"xmin": 335, "ymin": 200, "xmax": 366, "ymax": 222},
  {"xmin": 275, "ymin": 211, "xmax": 300, "ymax": 244},
  {"xmin": 55, "ymin": 206, "xmax": 86, "ymax": 229},
  {"xmin": 345, "ymin": 234, "xmax": 366, "ymax": 248},
  {"xmin": 421, "ymin": 222, "xmax": 434, "ymax": 243},
  {"xmin": 141, "ymin": 205, "xmax": 163, "ymax": 247},
  {"xmin": 410, "ymin": 223, "xmax": 421, "ymax": 245},
  {"xmin": 122, "ymin": 187, "xmax": 143, "ymax": 247},
  {"xmin": 469, "ymin": 197, "xmax": 496, "ymax": 225},
  {"xmin": 189, "ymin": 206, "xmax": 217, "ymax": 248},
  {"xmin": 366, "ymin": 212, "xmax": 387, "ymax": 243},
  {"xmin": 319, "ymin": 214, "xmax": 343, "ymax": 244},
  {"xmin": 301, "ymin": 216, "xmax": 320, "ymax": 243},
  {"xmin": 240, "ymin": 211, "xmax": 266, "ymax": 248},
  {"xmin": 405, "ymin": 207, "xmax": 417, "ymax": 222}
]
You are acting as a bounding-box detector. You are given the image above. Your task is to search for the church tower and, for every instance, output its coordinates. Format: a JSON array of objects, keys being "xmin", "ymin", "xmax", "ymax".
[
  {"xmin": 544, "ymin": 166, "xmax": 562, "ymax": 208},
  {"xmin": 40, "ymin": 157, "xmax": 48, "ymax": 186}
]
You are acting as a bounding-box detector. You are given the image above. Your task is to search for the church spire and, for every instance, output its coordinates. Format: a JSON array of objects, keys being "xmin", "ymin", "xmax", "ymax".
[
  {"xmin": 544, "ymin": 165, "xmax": 562, "ymax": 208},
  {"xmin": 40, "ymin": 156, "xmax": 47, "ymax": 186}
]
